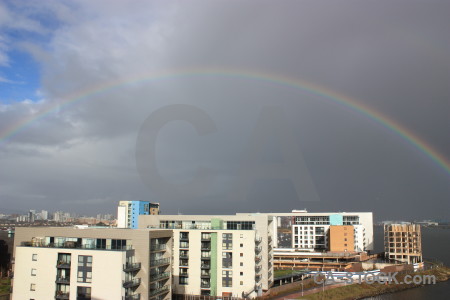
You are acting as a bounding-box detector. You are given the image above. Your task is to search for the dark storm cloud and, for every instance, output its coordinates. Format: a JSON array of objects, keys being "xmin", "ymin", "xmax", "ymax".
[{"xmin": 0, "ymin": 0, "xmax": 449, "ymax": 220}]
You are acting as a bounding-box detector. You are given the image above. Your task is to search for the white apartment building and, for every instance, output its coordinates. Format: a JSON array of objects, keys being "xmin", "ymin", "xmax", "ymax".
[
  {"xmin": 237, "ymin": 211, "xmax": 373, "ymax": 252},
  {"xmin": 12, "ymin": 227, "xmax": 172, "ymax": 300},
  {"xmin": 139, "ymin": 214, "xmax": 274, "ymax": 299}
]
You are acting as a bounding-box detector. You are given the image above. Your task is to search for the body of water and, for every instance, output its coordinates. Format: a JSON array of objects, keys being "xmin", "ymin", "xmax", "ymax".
[{"xmin": 364, "ymin": 226, "xmax": 450, "ymax": 299}]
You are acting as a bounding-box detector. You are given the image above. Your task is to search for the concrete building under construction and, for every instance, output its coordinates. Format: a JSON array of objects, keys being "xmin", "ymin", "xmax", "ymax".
[{"xmin": 384, "ymin": 224, "xmax": 422, "ymax": 264}]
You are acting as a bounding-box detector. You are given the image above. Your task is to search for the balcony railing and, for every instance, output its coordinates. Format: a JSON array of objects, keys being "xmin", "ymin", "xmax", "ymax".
[
  {"xmin": 255, "ymin": 265, "xmax": 262, "ymax": 273},
  {"xmin": 255, "ymin": 256, "xmax": 262, "ymax": 264},
  {"xmin": 255, "ymin": 235, "xmax": 262, "ymax": 243},
  {"xmin": 151, "ymin": 272, "xmax": 171, "ymax": 281},
  {"xmin": 180, "ymin": 261, "xmax": 189, "ymax": 267},
  {"xmin": 255, "ymin": 246, "xmax": 262, "ymax": 253},
  {"xmin": 179, "ymin": 253, "xmax": 189, "ymax": 259},
  {"xmin": 201, "ymin": 264, "xmax": 211, "ymax": 269},
  {"xmin": 124, "ymin": 294, "xmax": 140, "ymax": 300},
  {"xmin": 124, "ymin": 263, "xmax": 141, "ymax": 272},
  {"xmin": 149, "ymin": 285, "xmax": 169, "ymax": 297},
  {"xmin": 201, "ymin": 283, "xmax": 211, "ymax": 288},
  {"xmin": 56, "ymin": 262, "xmax": 71, "ymax": 269},
  {"xmin": 201, "ymin": 271, "xmax": 211, "ymax": 278},
  {"xmin": 21, "ymin": 241, "xmax": 133, "ymax": 251},
  {"xmin": 150, "ymin": 244, "xmax": 166, "ymax": 252},
  {"xmin": 123, "ymin": 278, "xmax": 141, "ymax": 288},
  {"xmin": 55, "ymin": 277, "xmax": 70, "ymax": 284},
  {"xmin": 150, "ymin": 258, "xmax": 170, "ymax": 267},
  {"xmin": 55, "ymin": 292, "xmax": 70, "ymax": 299}
]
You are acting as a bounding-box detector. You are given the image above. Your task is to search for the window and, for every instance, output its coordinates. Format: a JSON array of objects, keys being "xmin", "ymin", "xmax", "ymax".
[
  {"xmin": 77, "ymin": 286, "xmax": 91, "ymax": 300},
  {"xmin": 111, "ymin": 239, "xmax": 127, "ymax": 250},
  {"xmin": 222, "ymin": 233, "xmax": 232, "ymax": 250},
  {"xmin": 78, "ymin": 256, "xmax": 93, "ymax": 283},
  {"xmin": 240, "ymin": 234, "xmax": 243, "ymax": 238},
  {"xmin": 32, "ymin": 254, "xmax": 37, "ymax": 261},
  {"xmin": 240, "ymin": 272, "xmax": 243, "ymax": 276},
  {"xmin": 30, "ymin": 283, "xmax": 36, "ymax": 291},
  {"xmin": 180, "ymin": 232, "xmax": 189, "ymax": 240},
  {"xmin": 96, "ymin": 239, "xmax": 106, "ymax": 249},
  {"xmin": 240, "ymin": 262, "xmax": 243, "ymax": 266},
  {"xmin": 240, "ymin": 243, "xmax": 243, "ymax": 247},
  {"xmin": 31, "ymin": 268, "xmax": 36, "ymax": 276},
  {"xmin": 179, "ymin": 276, "xmax": 188, "ymax": 285},
  {"xmin": 240, "ymin": 281, "xmax": 243, "ymax": 285},
  {"xmin": 240, "ymin": 253, "xmax": 243, "ymax": 257},
  {"xmin": 222, "ymin": 252, "xmax": 232, "ymax": 268},
  {"xmin": 222, "ymin": 270, "xmax": 232, "ymax": 287}
]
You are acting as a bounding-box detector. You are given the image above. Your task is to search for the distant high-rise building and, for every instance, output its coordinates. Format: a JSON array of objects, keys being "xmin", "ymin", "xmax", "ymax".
[
  {"xmin": 40, "ymin": 210, "xmax": 48, "ymax": 220},
  {"xmin": 117, "ymin": 201, "xmax": 160, "ymax": 229},
  {"xmin": 384, "ymin": 224, "xmax": 422, "ymax": 264}
]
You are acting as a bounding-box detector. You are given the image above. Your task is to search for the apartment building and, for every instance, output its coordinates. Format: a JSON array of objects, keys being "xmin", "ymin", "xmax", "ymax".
[
  {"xmin": 328, "ymin": 225, "xmax": 354, "ymax": 252},
  {"xmin": 238, "ymin": 211, "xmax": 373, "ymax": 252},
  {"xmin": 384, "ymin": 224, "xmax": 422, "ymax": 264},
  {"xmin": 139, "ymin": 214, "xmax": 274, "ymax": 299},
  {"xmin": 117, "ymin": 201, "xmax": 160, "ymax": 229},
  {"xmin": 12, "ymin": 227, "xmax": 172, "ymax": 300}
]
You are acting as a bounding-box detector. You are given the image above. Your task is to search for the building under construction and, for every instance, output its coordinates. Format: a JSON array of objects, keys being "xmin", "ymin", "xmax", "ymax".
[{"xmin": 384, "ymin": 223, "xmax": 422, "ymax": 264}]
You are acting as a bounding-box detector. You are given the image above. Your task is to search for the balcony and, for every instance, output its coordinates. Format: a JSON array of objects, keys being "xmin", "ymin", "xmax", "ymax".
[
  {"xmin": 201, "ymin": 283, "xmax": 211, "ymax": 289},
  {"xmin": 201, "ymin": 264, "xmax": 211, "ymax": 269},
  {"xmin": 124, "ymin": 263, "xmax": 141, "ymax": 272},
  {"xmin": 151, "ymin": 272, "xmax": 171, "ymax": 282},
  {"xmin": 21, "ymin": 241, "xmax": 133, "ymax": 251},
  {"xmin": 124, "ymin": 294, "xmax": 140, "ymax": 300},
  {"xmin": 201, "ymin": 244, "xmax": 211, "ymax": 250},
  {"xmin": 150, "ymin": 258, "xmax": 170, "ymax": 267},
  {"xmin": 201, "ymin": 256, "xmax": 211, "ymax": 260},
  {"xmin": 255, "ymin": 275, "xmax": 261, "ymax": 282},
  {"xmin": 255, "ymin": 265, "xmax": 262, "ymax": 273},
  {"xmin": 180, "ymin": 261, "xmax": 189, "ymax": 267},
  {"xmin": 255, "ymin": 236, "xmax": 262, "ymax": 243},
  {"xmin": 255, "ymin": 256, "xmax": 262, "ymax": 264},
  {"xmin": 55, "ymin": 277, "xmax": 70, "ymax": 284},
  {"xmin": 179, "ymin": 253, "xmax": 189, "ymax": 259},
  {"xmin": 56, "ymin": 262, "xmax": 71, "ymax": 269},
  {"xmin": 123, "ymin": 278, "xmax": 141, "ymax": 289},
  {"xmin": 150, "ymin": 244, "xmax": 166, "ymax": 252},
  {"xmin": 149, "ymin": 285, "xmax": 169, "ymax": 297},
  {"xmin": 201, "ymin": 236, "xmax": 211, "ymax": 242},
  {"xmin": 55, "ymin": 292, "xmax": 70, "ymax": 299},
  {"xmin": 201, "ymin": 271, "xmax": 211, "ymax": 278},
  {"xmin": 255, "ymin": 246, "xmax": 262, "ymax": 253}
]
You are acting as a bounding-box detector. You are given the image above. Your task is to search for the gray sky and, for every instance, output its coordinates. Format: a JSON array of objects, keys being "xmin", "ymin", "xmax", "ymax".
[{"xmin": 0, "ymin": 0, "xmax": 449, "ymax": 221}]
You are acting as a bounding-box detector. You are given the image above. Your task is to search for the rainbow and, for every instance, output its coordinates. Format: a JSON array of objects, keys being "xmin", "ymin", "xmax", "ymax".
[{"xmin": 1, "ymin": 68, "xmax": 449, "ymax": 177}]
